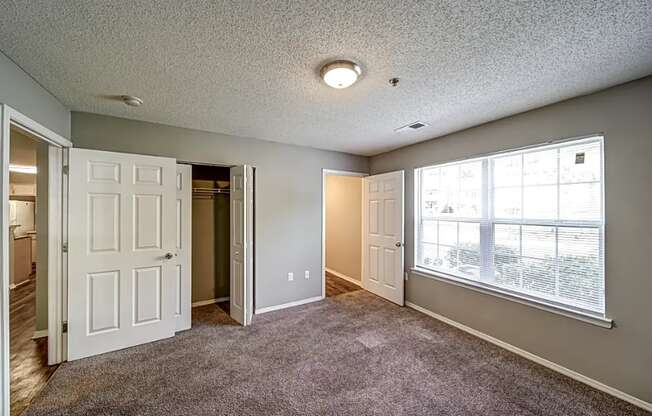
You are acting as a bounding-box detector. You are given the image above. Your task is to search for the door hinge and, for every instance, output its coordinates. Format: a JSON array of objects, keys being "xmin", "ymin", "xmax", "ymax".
[
  {"xmin": 62, "ymin": 321, "xmax": 68, "ymax": 333},
  {"xmin": 62, "ymin": 243, "xmax": 68, "ymax": 253},
  {"xmin": 62, "ymin": 165, "xmax": 69, "ymax": 175}
]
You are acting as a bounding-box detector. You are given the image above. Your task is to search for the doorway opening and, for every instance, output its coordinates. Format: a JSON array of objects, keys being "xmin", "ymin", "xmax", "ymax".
[
  {"xmin": 323, "ymin": 171, "xmax": 365, "ymax": 298},
  {"xmin": 179, "ymin": 162, "xmax": 256, "ymax": 328},
  {"xmin": 189, "ymin": 164, "xmax": 232, "ymax": 318},
  {"xmin": 8, "ymin": 126, "xmax": 56, "ymax": 415}
]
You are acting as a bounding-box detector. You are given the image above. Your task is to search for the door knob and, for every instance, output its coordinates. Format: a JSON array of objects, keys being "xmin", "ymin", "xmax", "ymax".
[
  {"xmin": 164, "ymin": 252, "xmax": 176, "ymax": 260},
  {"xmin": 395, "ymin": 242, "xmax": 403, "ymax": 247}
]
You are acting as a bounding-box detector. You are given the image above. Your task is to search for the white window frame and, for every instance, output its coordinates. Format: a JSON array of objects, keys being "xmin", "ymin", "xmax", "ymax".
[{"xmin": 412, "ymin": 135, "xmax": 612, "ymax": 328}]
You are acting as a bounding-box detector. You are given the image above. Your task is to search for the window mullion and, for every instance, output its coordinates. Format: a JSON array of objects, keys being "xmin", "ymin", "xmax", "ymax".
[{"xmin": 480, "ymin": 158, "xmax": 492, "ymax": 281}]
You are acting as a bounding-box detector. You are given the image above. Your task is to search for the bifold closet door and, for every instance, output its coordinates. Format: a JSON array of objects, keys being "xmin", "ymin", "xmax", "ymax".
[
  {"xmin": 230, "ymin": 165, "xmax": 253, "ymax": 326},
  {"xmin": 67, "ymin": 148, "xmax": 177, "ymax": 360},
  {"xmin": 175, "ymin": 164, "xmax": 192, "ymax": 332}
]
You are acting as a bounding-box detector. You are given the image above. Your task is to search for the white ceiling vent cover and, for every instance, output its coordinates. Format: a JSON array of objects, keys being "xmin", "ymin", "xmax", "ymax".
[{"xmin": 395, "ymin": 121, "xmax": 429, "ymax": 134}]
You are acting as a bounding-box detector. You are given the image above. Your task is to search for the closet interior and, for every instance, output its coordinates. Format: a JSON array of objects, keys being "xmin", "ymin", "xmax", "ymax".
[{"xmin": 191, "ymin": 164, "xmax": 231, "ymax": 311}]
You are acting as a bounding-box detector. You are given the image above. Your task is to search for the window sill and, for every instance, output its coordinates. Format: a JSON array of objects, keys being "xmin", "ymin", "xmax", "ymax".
[{"xmin": 409, "ymin": 267, "xmax": 613, "ymax": 329}]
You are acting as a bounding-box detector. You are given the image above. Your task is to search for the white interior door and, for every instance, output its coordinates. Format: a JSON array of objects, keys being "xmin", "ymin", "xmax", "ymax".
[
  {"xmin": 363, "ymin": 170, "xmax": 405, "ymax": 305},
  {"xmin": 175, "ymin": 164, "xmax": 192, "ymax": 332},
  {"xmin": 230, "ymin": 165, "xmax": 253, "ymax": 325},
  {"xmin": 67, "ymin": 149, "xmax": 177, "ymax": 360}
]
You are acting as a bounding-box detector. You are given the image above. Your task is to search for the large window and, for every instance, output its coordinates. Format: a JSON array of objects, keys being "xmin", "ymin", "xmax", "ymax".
[{"xmin": 415, "ymin": 136, "xmax": 604, "ymax": 316}]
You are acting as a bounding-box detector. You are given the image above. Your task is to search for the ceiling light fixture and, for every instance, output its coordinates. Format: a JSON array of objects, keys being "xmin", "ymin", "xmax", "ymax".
[
  {"xmin": 121, "ymin": 95, "xmax": 143, "ymax": 107},
  {"xmin": 9, "ymin": 164, "xmax": 37, "ymax": 174},
  {"xmin": 320, "ymin": 60, "xmax": 362, "ymax": 89}
]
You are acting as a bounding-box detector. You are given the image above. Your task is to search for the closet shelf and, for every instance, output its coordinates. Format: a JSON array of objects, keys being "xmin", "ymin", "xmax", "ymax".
[{"xmin": 192, "ymin": 187, "xmax": 230, "ymax": 195}]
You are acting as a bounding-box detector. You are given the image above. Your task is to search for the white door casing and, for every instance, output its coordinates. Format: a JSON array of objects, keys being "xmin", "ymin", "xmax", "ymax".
[
  {"xmin": 68, "ymin": 149, "xmax": 177, "ymax": 360},
  {"xmin": 230, "ymin": 165, "xmax": 253, "ymax": 325},
  {"xmin": 175, "ymin": 164, "xmax": 192, "ymax": 332},
  {"xmin": 363, "ymin": 170, "xmax": 405, "ymax": 305}
]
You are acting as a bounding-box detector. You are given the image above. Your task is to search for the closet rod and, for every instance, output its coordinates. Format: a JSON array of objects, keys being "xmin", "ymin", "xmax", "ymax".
[{"xmin": 192, "ymin": 187, "xmax": 230, "ymax": 194}]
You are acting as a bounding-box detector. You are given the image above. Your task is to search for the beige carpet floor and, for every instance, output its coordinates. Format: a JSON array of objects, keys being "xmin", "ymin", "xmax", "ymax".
[{"xmin": 24, "ymin": 291, "xmax": 649, "ymax": 415}]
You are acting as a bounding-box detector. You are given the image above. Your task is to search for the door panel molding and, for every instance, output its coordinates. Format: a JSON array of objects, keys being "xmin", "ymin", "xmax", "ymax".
[
  {"xmin": 230, "ymin": 165, "xmax": 253, "ymax": 325},
  {"xmin": 68, "ymin": 149, "xmax": 177, "ymax": 360},
  {"xmin": 174, "ymin": 164, "xmax": 192, "ymax": 332},
  {"xmin": 362, "ymin": 170, "xmax": 405, "ymax": 305}
]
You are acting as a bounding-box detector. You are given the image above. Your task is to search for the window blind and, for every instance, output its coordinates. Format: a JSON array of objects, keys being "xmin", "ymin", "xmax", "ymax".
[{"xmin": 416, "ymin": 136, "xmax": 604, "ymax": 315}]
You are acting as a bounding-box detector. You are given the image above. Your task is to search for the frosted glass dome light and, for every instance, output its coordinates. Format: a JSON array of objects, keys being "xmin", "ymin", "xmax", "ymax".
[{"xmin": 320, "ymin": 60, "xmax": 362, "ymax": 89}]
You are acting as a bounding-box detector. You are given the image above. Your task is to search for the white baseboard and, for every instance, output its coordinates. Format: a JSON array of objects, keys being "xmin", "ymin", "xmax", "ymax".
[
  {"xmin": 32, "ymin": 329, "xmax": 48, "ymax": 340},
  {"xmin": 255, "ymin": 296, "xmax": 323, "ymax": 315},
  {"xmin": 325, "ymin": 268, "xmax": 362, "ymax": 287},
  {"xmin": 192, "ymin": 297, "xmax": 229, "ymax": 308},
  {"xmin": 405, "ymin": 301, "xmax": 652, "ymax": 412}
]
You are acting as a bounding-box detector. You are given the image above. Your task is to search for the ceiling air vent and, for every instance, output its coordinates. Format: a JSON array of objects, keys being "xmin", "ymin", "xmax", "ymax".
[{"xmin": 395, "ymin": 121, "xmax": 429, "ymax": 133}]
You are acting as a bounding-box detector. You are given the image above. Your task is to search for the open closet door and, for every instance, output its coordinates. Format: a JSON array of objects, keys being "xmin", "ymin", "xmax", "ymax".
[
  {"xmin": 67, "ymin": 149, "xmax": 177, "ymax": 360},
  {"xmin": 175, "ymin": 164, "xmax": 192, "ymax": 332},
  {"xmin": 363, "ymin": 170, "xmax": 405, "ymax": 305},
  {"xmin": 230, "ymin": 165, "xmax": 253, "ymax": 326}
]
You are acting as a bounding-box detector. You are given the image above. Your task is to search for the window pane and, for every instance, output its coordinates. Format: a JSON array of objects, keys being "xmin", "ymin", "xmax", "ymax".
[
  {"xmin": 421, "ymin": 220, "xmax": 438, "ymax": 243},
  {"xmin": 521, "ymin": 258, "xmax": 556, "ymax": 296},
  {"xmin": 558, "ymin": 227, "xmax": 599, "ymax": 258},
  {"xmin": 523, "ymin": 149, "xmax": 557, "ymax": 186},
  {"xmin": 458, "ymin": 248, "xmax": 480, "ymax": 278},
  {"xmin": 495, "ymin": 256, "xmax": 520, "ymax": 288},
  {"xmin": 438, "ymin": 221, "xmax": 457, "ymax": 246},
  {"xmin": 421, "ymin": 168, "xmax": 439, "ymax": 217},
  {"xmin": 559, "ymin": 183, "xmax": 601, "ymax": 220},
  {"xmin": 494, "ymin": 224, "xmax": 520, "ymax": 253},
  {"xmin": 460, "ymin": 162, "xmax": 481, "ymax": 190},
  {"xmin": 440, "ymin": 165, "xmax": 458, "ymax": 190},
  {"xmin": 418, "ymin": 242, "xmax": 440, "ymax": 269},
  {"xmin": 560, "ymin": 143, "xmax": 600, "ymax": 183},
  {"xmin": 439, "ymin": 245, "xmax": 458, "ymax": 273},
  {"xmin": 459, "ymin": 222, "xmax": 480, "ymax": 246},
  {"xmin": 494, "ymin": 187, "xmax": 521, "ymax": 219},
  {"xmin": 458, "ymin": 190, "xmax": 481, "ymax": 217},
  {"xmin": 522, "ymin": 226, "xmax": 555, "ymax": 259},
  {"xmin": 558, "ymin": 227, "xmax": 602, "ymax": 309},
  {"xmin": 493, "ymin": 225, "xmax": 521, "ymax": 288},
  {"xmin": 523, "ymin": 185, "xmax": 557, "ymax": 220},
  {"xmin": 493, "ymin": 155, "xmax": 521, "ymax": 187},
  {"xmin": 416, "ymin": 137, "xmax": 604, "ymax": 315}
]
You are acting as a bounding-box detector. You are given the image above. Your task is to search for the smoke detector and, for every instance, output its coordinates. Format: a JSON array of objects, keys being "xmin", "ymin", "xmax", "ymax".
[
  {"xmin": 394, "ymin": 121, "xmax": 429, "ymax": 133},
  {"xmin": 121, "ymin": 95, "xmax": 143, "ymax": 107}
]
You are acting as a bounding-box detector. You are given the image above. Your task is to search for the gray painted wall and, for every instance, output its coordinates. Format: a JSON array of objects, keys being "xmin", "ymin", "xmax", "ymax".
[
  {"xmin": 70, "ymin": 112, "xmax": 369, "ymax": 309},
  {"xmin": 370, "ymin": 76, "xmax": 652, "ymax": 403},
  {"xmin": 0, "ymin": 51, "xmax": 70, "ymax": 138}
]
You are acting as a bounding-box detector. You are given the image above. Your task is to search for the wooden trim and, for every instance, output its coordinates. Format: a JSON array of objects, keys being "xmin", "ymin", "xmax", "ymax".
[
  {"xmin": 191, "ymin": 297, "xmax": 229, "ymax": 308},
  {"xmin": 325, "ymin": 268, "xmax": 362, "ymax": 287},
  {"xmin": 406, "ymin": 301, "xmax": 652, "ymax": 413},
  {"xmin": 31, "ymin": 329, "xmax": 48, "ymax": 340}
]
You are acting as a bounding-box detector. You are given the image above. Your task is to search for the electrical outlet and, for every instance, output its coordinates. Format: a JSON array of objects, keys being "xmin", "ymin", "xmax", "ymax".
[
  {"xmin": 288, "ymin": 272, "xmax": 294, "ymax": 281},
  {"xmin": 305, "ymin": 270, "xmax": 310, "ymax": 279}
]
